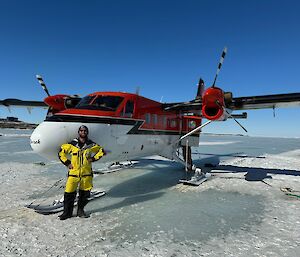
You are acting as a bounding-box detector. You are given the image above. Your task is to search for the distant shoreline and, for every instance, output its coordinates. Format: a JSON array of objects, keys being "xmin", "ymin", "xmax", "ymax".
[
  {"xmin": 201, "ymin": 132, "xmax": 246, "ymax": 137},
  {"xmin": 0, "ymin": 125, "xmax": 298, "ymax": 139},
  {"xmin": 0, "ymin": 121, "xmax": 37, "ymax": 129}
]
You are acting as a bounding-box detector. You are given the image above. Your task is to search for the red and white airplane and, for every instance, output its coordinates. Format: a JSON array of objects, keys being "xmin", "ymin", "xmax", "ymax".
[{"xmin": 1, "ymin": 48, "xmax": 300, "ymax": 171}]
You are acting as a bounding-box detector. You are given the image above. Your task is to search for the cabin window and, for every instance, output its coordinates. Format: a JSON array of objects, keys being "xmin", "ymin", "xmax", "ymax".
[
  {"xmin": 152, "ymin": 114, "xmax": 158, "ymax": 125},
  {"xmin": 163, "ymin": 116, "xmax": 167, "ymax": 127},
  {"xmin": 145, "ymin": 113, "xmax": 151, "ymax": 124},
  {"xmin": 188, "ymin": 120, "xmax": 197, "ymax": 129},
  {"xmin": 122, "ymin": 100, "xmax": 134, "ymax": 117},
  {"xmin": 170, "ymin": 119, "xmax": 177, "ymax": 128}
]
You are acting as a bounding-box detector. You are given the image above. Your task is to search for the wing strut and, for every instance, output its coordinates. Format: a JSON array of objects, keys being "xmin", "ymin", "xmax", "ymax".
[{"xmin": 176, "ymin": 120, "xmax": 212, "ymax": 144}]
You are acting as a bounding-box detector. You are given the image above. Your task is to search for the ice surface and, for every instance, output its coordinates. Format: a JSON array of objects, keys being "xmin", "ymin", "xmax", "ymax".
[{"xmin": 0, "ymin": 130, "xmax": 300, "ymax": 257}]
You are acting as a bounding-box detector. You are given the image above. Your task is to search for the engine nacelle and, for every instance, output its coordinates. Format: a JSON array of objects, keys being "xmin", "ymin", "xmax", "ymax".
[
  {"xmin": 44, "ymin": 94, "xmax": 81, "ymax": 114},
  {"xmin": 44, "ymin": 94, "xmax": 67, "ymax": 111},
  {"xmin": 201, "ymin": 87, "xmax": 230, "ymax": 121}
]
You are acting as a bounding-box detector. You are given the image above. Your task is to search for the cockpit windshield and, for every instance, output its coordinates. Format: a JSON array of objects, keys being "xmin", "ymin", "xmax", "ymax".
[
  {"xmin": 75, "ymin": 95, "xmax": 124, "ymax": 111},
  {"xmin": 75, "ymin": 96, "xmax": 95, "ymax": 108}
]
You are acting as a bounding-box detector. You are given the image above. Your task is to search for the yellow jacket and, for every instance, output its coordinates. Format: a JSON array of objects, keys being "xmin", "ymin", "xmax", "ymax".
[{"xmin": 58, "ymin": 138, "xmax": 104, "ymax": 177}]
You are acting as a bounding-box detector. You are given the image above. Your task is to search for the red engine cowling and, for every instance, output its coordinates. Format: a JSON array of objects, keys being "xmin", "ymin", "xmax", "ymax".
[
  {"xmin": 201, "ymin": 87, "xmax": 229, "ymax": 121},
  {"xmin": 44, "ymin": 95, "xmax": 82, "ymax": 114},
  {"xmin": 44, "ymin": 94, "xmax": 82, "ymax": 114},
  {"xmin": 44, "ymin": 94, "xmax": 68, "ymax": 112}
]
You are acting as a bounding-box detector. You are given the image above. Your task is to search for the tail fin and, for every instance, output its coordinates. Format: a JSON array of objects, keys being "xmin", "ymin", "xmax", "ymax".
[{"xmin": 196, "ymin": 78, "xmax": 204, "ymax": 99}]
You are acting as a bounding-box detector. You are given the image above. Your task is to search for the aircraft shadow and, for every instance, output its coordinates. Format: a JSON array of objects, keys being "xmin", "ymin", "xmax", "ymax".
[
  {"xmin": 90, "ymin": 156, "xmax": 300, "ymax": 214},
  {"xmin": 193, "ymin": 157, "xmax": 300, "ymax": 182},
  {"xmin": 213, "ymin": 165, "xmax": 300, "ymax": 181},
  {"xmin": 193, "ymin": 152, "xmax": 266, "ymax": 159},
  {"xmin": 90, "ymin": 191, "xmax": 164, "ymax": 214},
  {"xmin": 90, "ymin": 159, "xmax": 184, "ymax": 214},
  {"xmin": 107, "ymin": 170, "xmax": 182, "ymax": 198}
]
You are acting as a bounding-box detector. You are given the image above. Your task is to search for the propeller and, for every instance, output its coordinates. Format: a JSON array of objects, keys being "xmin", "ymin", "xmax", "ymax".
[
  {"xmin": 212, "ymin": 47, "xmax": 227, "ymax": 87},
  {"xmin": 178, "ymin": 47, "xmax": 247, "ymax": 146},
  {"xmin": 211, "ymin": 47, "xmax": 247, "ymax": 132},
  {"xmin": 215, "ymin": 100, "xmax": 248, "ymax": 132},
  {"xmin": 36, "ymin": 75, "xmax": 51, "ymax": 96},
  {"xmin": 231, "ymin": 114, "xmax": 248, "ymax": 132}
]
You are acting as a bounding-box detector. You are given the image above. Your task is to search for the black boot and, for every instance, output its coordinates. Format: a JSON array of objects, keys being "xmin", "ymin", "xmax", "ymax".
[
  {"xmin": 59, "ymin": 192, "xmax": 76, "ymax": 220},
  {"xmin": 77, "ymin": 190, "xmax": 90, "ymax": 218}
]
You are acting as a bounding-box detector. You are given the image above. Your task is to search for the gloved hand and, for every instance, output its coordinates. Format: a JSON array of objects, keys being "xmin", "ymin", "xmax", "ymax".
[{"xmin": 88, "ymin": 157, "xmax": 95, "ymax": 162}]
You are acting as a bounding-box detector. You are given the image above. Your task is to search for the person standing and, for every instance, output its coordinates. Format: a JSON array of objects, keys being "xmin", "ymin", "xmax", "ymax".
[{"xmin": 58, "ymin": 125, "xmax": 105, "ymax": 220}]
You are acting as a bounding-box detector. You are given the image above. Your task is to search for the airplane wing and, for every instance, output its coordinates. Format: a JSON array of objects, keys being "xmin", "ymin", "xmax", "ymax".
[
  {"xmin": 0, "ymin": 98, "xmax": 48, "ymax": 108},
  {"xmin": 162, "ymin": 98, "xmax": 202, "ymax": 111},
  {"xmin": 163, "ymin": 92, "xmax": 300, "ymax": 112},
  {"xmin": 229, "ymin": 93, "xmax": 300, "ymax": 110}
]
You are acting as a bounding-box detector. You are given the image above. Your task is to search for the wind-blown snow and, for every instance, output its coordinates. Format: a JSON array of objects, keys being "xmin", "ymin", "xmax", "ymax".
[{"xmin": 0, "ymin": 131, "xmax": 300, "ymax": 257}]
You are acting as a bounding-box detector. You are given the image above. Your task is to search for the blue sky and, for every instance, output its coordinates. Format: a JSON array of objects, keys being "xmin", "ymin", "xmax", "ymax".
[{"xmin": 0, "ymin": 0, "xmax": 300, "ymax": 137}]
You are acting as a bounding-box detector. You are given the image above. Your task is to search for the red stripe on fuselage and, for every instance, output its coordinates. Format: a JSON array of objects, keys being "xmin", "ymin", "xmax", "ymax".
[{"xmin": 57, "ymin": 92, "xmax": 202, "ymax": 134}]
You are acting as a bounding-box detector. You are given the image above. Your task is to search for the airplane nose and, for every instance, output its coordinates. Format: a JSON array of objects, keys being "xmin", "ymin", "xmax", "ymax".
[{"xmin": 30, "ymin": 122, "xmax": 68, "ymax": 160}]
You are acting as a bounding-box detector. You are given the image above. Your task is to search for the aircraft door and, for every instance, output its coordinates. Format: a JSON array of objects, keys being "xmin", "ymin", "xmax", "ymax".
[
  {"xmin": 181, "ymin": 116, "xmax": 201, "ymax": 147},
  {"xmin": 121, "ymin": 100, "xmax": 134, "ymax": 118},
  {"xmin": 112, "ymin": 100, "xmax": 136, "ymax": 161}
]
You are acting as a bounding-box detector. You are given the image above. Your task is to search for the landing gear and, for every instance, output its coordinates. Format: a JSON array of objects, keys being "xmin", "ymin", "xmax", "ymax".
[
  {"xmin": 182, "ymin": 145, "xmax": 193, "ymax": 171},
  {"xmin": 178, "ymin": 143, "xmax": 212, "ymax": 186},
  {"xmin": 179, "ymin": 167, "xmax": 212, "ymax": 186}
]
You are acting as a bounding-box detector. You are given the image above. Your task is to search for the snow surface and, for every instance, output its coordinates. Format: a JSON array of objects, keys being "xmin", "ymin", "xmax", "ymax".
[{"xmin": 0, "ymin": 130, "xmax": 300, "ymax": 257}]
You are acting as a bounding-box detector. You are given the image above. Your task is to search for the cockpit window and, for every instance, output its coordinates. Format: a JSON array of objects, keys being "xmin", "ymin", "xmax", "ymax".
[
  {"xmin": 91, "ymin": 96, "xmax": 124, "ymax": 111},
  {"xmin": 75, "ymin": 96, "xmax": 95, "ymax": 108},
  {"xmin": 75, "ymin": 95, "xmax": 124, "ymax": 111}
]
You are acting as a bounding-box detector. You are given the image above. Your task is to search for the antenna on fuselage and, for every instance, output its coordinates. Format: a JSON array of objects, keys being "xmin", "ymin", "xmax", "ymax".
[{"xmin": 135, "ymin": 86, "xmax": 140, "ymax": 95}]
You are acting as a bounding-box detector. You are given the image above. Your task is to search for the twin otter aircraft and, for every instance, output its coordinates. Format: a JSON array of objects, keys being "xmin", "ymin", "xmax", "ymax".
[{"xmin": 1, "ymin": 48, "xmax": 300, "ymax": 171}]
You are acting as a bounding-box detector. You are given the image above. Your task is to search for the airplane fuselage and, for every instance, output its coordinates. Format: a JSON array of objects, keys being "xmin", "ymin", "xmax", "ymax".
[{"xmin": 30, "ymin": 92, "xmax": 201, "ymax": 163}]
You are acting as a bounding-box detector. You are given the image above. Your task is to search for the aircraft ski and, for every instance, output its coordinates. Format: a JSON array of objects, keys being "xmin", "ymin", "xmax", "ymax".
[
  {"xmin": 179, "ymin": 168, "xmax": 212, "ymax": 186},
  {"xmin": 94, "ymin": 160, "xmax": 137, "ymax": 174},
  {"xmin": 27, "ymin": 190, "xmax": 106, "ymax": 215}
]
